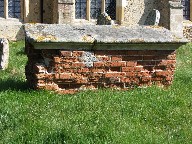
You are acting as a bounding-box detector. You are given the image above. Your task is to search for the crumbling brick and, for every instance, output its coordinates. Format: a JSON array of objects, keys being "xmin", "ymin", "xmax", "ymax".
[{"xmin": 25, "ymin": 46, "xmax": 178, "ymax": 94}]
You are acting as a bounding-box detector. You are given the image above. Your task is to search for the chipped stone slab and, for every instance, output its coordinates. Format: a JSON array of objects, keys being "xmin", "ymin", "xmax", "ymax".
[
  {"xmin": 25, "ymin": 24, "xmax": 188, "ymax": 50},
  {"xmin": 0, "ymin": 38, "xmax": 9, "ymax": 70}
]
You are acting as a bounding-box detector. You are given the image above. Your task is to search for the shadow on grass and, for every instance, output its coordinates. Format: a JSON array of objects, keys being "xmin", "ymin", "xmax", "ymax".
[
  {"xmin": 0, "ymin": 78, "xmax": 31, "ymax": 91},
  {"xmin": 43, "ymin": 129, "xmax": 71, "ymax": 144},
  {"xmin": 16, "ymin": 48, "xmax": 25, "ymax": 56}
]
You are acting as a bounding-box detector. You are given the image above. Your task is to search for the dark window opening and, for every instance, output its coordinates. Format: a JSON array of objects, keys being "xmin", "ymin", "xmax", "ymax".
[
  {"xmin": 90, "ymin": 0, "xmax": 101, "ymax": 19},
  {"xmin": 182, "ymin": 0, "xmax": 190, "ymax": 20},
  {"xmin": 75, "ymin": 0, "xmax": 86, "ymax": 19},
  {"xmin": 8, "ymin": 0, "xmax": 21, "ymax": 18},
  {"xmin": 105, "ymin": 0, "xmax": 116, "ymax": 20},
  {"xmin": 0, "ymin": 0, "xmax": 4, "ymax": 17}
]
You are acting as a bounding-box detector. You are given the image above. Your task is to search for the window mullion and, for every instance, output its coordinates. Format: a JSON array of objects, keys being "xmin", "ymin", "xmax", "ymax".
[
  {"xmin": 4, "ymin": 0, "xmax": 8, "ymax": 18},
  {"xmin": 86, "ymin": 0, "xmax": 90, "ymax": 21},
  {"xmin": 102, "ymin": 0, "xmax": 105, "ymax": 13}
]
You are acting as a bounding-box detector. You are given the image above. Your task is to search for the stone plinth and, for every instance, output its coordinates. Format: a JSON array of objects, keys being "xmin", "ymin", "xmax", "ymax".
[
  {"xmin": 25, "ymin": 24, "xmax": 187, "ymax": 94},
  {"xmin": 169, "ymin": 1, "xmax": 184, "ymax": 37},
  {"xmin": 0, "ymin": 38, "xmax": 9, "ymax": 70},
  {"xmin": 58, "ymin": 0, "xmax": 74, "ymax": 24}
]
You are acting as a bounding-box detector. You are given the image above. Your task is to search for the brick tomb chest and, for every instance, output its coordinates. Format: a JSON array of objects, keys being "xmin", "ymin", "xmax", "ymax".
[{"xmin": 25, "ymin": 24, "xmax": 187, "ymax": 94}]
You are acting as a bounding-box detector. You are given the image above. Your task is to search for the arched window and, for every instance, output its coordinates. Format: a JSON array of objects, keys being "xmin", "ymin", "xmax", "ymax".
[{"xmin": 182, "ymin": 0, "xmax": 190, "ymax": 20}]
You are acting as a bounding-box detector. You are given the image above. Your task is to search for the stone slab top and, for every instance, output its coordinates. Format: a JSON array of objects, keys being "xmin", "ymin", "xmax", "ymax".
[{"xmin": 25, "ymin": 24, "xmax": 188, "ymax": 45}]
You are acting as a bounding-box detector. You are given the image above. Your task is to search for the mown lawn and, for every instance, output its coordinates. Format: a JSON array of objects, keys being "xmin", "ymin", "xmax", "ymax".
[{"xmin": 0, "ymin": 41, "xmax": 192, "ymax": 144}]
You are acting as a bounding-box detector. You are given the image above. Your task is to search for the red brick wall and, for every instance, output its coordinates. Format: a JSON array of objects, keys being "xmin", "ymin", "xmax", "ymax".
[{"xmin": 25, "ymin": 44, "xmax": 176, "ymax": 94}]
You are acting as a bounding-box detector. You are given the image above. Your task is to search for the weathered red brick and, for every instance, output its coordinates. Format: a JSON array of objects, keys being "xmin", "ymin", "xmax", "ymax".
[
  {"xmin": 159, "ymin": 60, "xmax": 176, "ymax": 66},
  {"xmin": 71, "ymin": 62, "xmax": 85, "ymax": 68},
  {"xmin": 44, "ymin": 84, "xmax": 59, "ymax": 91},
  {"xmin": 60, "ymin": 57, "xmax": 78, "ymax": 63},
  {"xmin": 122, "ymin": 67, "xmax": 134, "ymax": 72},
  {"xmin": 46, "ymin": 74, "xmax": 54, "ymax": 80},
  {"xmin": 108, "ymin": 77, "xmax": 120, "ymax": 83},
  {"xmin": 97, "ymin": 56, "xmax": 111, "ymax": 61},
  {"xmin": 26, "ymin": 48, "xmax": 177, "ymax": 94},
  {"xmin": 76, "ymin": 68, "xmax": 90, "ymax": 73},
  {"xmin": 61, "ymin": 63, "xmax": 71, "ymax": 69},
  {"xmin": 137, "ymin": 70, "xmax": 150, "ymax": 77},
  {"xmin": 55, "ymin": 73, "xmax": 60, "ymax": 79},
  {"xmin": 126, "ymin": 61, "xmax": 137, "ymax": 67},
  {"xmin": 53, "ymin": 56, "xmax": 60, "ymax": 63},
  {"xmin": 75, "ymin": 77, "xmax": 88, "ymax": 84},
  {"xmin": 73, "ymin": 51, "xmax": 84, "ymax": 57},
  {"xmin": 90, "ymin": 68, "xmax": 107, "ymax": 73},
  {"xmin": 35, "ymin": 74, "xmax": 46, "ymax": 79},
  {"xmin": 60, "ymin": 51, "xmax": 72, "ymax": 57},
  {"xmin": 111, "ymin": 56, "xmax": 122, "ymax": 61},
  {"xmin": 166, "ymin": 66, "xmax": 175, "ymax": 71},
  {"xmin": 70, "ymin": 73, "xmax": 83, "ymax": 79},
  {"xmin": 105, "ymin": 72, "xmax": 126, "ymax": 78},
  {"xmin": 167, "ymin": 54, "xmax": 176, "ymax": 60},
  {"xmin": 166, "ymin": 76, "xmax": 173, "ymax": 81},
  {"xmin": 134, "ymin": 66, "xmax": 143, "ymax": 71},
  {"xmin": 90, "ymin": 73, "xmax": 103, "ymax": 77},
  {"xmin": 130, "ymin": 77, "xmax": 140, "ymax": 84},
  {"xmin": 155, "ymin": 70, "xmax": 173, "ymax": 77},
  {"xmin": 141, "ymin": 76, "xmax": 151, "ymax": 82},
  {"xmin": 120, "ymin": 77, "xmax": 131, "ymax": 83},
  {"xmin": 106, "ymin": 61, "xmax": 126, "ymax": 67},
  {"xmin": 89, "ymin": 77, "xmax": 101, "ymax": 82},
  {"xmin": 59, "ymin": 73, "xmax": 72, "ymax": 79},
  {"xmin": 125, "ymin": 72, "xmax": 136, "ymax": 77},
  {"xmin": 94, "ymin": 62, "xmax": 105, "ymax": 67},
  {"xmin": 151, "ymin": 77, "xmax": 164, "ymax": 81},
  {"xmin": 36, "ymin": 79, "xmax": 46, "ymax": 85}
]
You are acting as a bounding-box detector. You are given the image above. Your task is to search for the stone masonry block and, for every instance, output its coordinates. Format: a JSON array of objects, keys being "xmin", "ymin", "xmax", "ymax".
[{"xmin": 0, "ymin": 38, "xmax": 9, "ymax": 70}]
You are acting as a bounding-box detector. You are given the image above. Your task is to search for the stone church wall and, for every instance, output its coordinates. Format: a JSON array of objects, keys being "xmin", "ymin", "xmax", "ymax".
[
  {"xmin": 155, "ymin": 0, "xmax": 170, "ymax": 29},
  {"xmin": 124, "ymin": 0, "xmax": 155, "ymax": 25}
]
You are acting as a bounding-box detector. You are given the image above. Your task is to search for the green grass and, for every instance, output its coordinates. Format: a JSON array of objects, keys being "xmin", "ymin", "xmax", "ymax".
[{"xmin": 0, "ymin": 41, "xmax": 192, "ymax": 144}]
